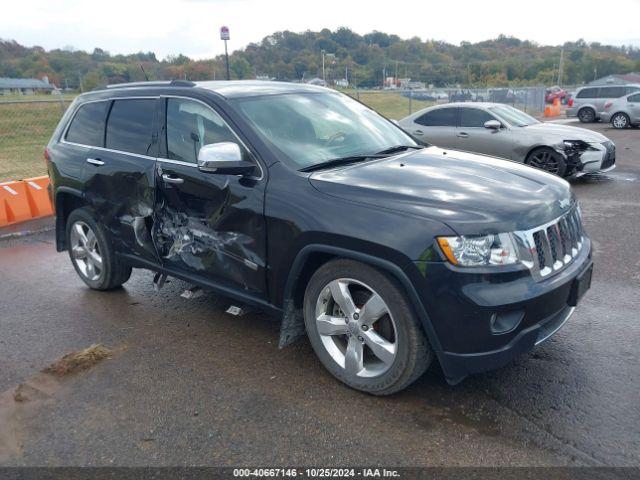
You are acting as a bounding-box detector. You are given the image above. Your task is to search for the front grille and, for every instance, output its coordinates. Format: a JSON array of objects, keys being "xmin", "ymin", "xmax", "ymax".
[{"xmin": 513, "ymin": 206, "xmax": 585, "ymax": 281}]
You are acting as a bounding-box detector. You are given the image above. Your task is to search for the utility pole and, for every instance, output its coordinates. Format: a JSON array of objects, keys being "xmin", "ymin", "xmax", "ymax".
[
  {"xmin": 220, "ymin": 26, "xmax": 231, "ymax": 80},
  {"xmin": 321, "ymin": 50, "xmax": 326, "ymax": 86},
  {"xmin": 557, "ymin": 46, "xmax": 564, "ymax": 87}
]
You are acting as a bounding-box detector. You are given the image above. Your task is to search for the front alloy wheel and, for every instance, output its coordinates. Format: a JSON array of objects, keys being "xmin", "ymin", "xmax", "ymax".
[
  {"xmin": 526, "ymin": 147, "xmax": 567, "ymax": 176},
  {"xmin": 315, "ymin": 279, "xmax": 397, "ymax": 378},
  {"xmin": 303, "ymin": 259, "xmax": 433, "ymax": 395}
]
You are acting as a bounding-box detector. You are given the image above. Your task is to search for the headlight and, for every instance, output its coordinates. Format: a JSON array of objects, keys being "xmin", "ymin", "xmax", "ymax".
[
  {"xmin": 561, "ymin": 140, "xmax": 595, "ymax": 153},
  {"xmin": 437, "ymin": 233, "xmax": 519, "ymax": 267}
]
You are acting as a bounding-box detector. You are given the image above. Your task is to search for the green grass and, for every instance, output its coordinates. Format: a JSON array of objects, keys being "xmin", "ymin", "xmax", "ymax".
[
  {"xmin": 343, "ymin": 90, "xmax": 435, "ymax": 119},
  {"xmin": 0, "ymin": 100, "xmax": 70, "ymax": 181},
  {"xmin": 0, "ymin": 90, "xmax": 429, "ymax": 182}
]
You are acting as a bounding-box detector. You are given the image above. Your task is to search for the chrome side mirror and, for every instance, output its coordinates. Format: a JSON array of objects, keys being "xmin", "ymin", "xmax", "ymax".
[
  {"xmin": 197, "ymin": 142, "xmax": 256, "ymax": 176},
  {"xmin": 484, "ymin": 119, "xmax": 502, "ymax": 130}
]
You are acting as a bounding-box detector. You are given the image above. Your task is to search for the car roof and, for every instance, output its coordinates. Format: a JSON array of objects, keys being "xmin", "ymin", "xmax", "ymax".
[
  {"xmin": 95, "ymin": 80, "xmax": 329, "ymax": 99},
  {"xmin": 194, "ymin": 80, "xmax": 328, "ymax": 98},
  {"xmin": 424, "ymin": 102, "xmax": 509, "ymax": 109},
  {"xmin": 576, "ymin": 83, "xmax": 640, "ymax": 90}
]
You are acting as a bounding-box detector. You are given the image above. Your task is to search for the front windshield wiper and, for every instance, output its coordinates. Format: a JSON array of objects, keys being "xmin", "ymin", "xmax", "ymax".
[
  {"xmin": 299, "ymin": 154, "xmax": 387, "ymax": 173},
  {"xmin": 376, "ymin": 145, "xmax": 423, "ymax": 155}
]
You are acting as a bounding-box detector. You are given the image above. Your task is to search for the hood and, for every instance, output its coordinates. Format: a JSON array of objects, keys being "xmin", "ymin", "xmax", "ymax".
[
  {"xmin": 309, "ymin": 147, "xmax": 574, "ymax": 234},
  {"xmin": 521, "ymin": 122, "xmax": 609, "ymax": 143}
]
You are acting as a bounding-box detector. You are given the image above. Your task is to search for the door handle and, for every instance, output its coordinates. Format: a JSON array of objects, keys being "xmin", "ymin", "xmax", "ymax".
[
  {"xmin": 414, "ymin": 129, "xmax": 424, "ymax": 135},
  {"xmin": 162, "ymin": 174, "xmax": 184, "ymax": 185},
  {"xmin": 86, "ymin": 158, "xmax": 105, "ymax": 166},
  {"xmin": 456, "ymin": 132, "xmax": 469, "ymax": 138}
]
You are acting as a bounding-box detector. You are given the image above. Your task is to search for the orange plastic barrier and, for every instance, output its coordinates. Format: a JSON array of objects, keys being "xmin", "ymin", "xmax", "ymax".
[
  {"xmin": 0, "ymin": 176, "xmax": 53, "ymax": 227},
  {"xmin": 24, "ymin": 176, "xmax": 54, "ymax": 218},
  {"xmin": 544, "ymin": 102, "xmax": 562, "ymax": 118}
]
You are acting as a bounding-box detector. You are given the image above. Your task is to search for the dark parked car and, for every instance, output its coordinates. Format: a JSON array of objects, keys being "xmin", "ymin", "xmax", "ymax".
[{"xmin": 46, "ymin": 81, "xmax": 593, "ymax": 394}]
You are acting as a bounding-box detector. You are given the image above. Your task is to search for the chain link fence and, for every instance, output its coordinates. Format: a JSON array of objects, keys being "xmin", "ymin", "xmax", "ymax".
[
  {"xmin": 346, "ymin": 86, "xmax": 547, "ymax": 119},
  {"xmin": 0, "ymin": 86, "xmax": 548, "ymax": 181},
  {"xmin": 0, "ymin": 97, "xmax": 71, "ymax": 181}
]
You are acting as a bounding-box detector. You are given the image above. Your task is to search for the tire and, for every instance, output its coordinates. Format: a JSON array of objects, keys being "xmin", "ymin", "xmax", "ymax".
[
  {"xmin": 303, "ymin": 259, "xmax": 433, "ymax": 395},
  {"xmin": 578, "ymin": 107, "xmax": 596, "ymax": 123},
  {"xmin": 611, "ymin": 112, "xmax": 630, "ymax": 129},
  {"xmin": 66, "ymin": 207, "xmax": 132, "ymax": 290},
  {"xmin": 526, "ymin": 147, "xmax": 567, "ymax": 177}
]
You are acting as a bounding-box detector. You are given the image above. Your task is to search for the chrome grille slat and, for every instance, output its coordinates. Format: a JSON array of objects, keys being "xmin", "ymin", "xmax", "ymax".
[{"xmin": 516, "ymin": 206, "xmax": 585, "ymax": 282}]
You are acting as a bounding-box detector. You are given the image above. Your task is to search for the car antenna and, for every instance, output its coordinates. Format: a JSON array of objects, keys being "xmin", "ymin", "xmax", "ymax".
[{"xmin": 140, "ymin": 64, "xmax": 149, "ymax": 81}]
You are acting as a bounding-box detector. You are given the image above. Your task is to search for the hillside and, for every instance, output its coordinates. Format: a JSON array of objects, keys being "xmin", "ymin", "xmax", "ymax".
[{"xmin": 1, "ymin": 29, "xmax": 640, "ymax": 90}]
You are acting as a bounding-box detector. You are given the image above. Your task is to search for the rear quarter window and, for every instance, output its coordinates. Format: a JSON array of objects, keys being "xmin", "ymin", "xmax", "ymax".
[
  {"xmin": 415, "ymin": 108, "xmax": 457, "ymax": 127},
  {"xmin": 599, "ymin": 87, "xmax": 626, "ymax": 98},
  {"xmin": 65, "ymin": 101, "xmax": 109, "ymax": 146},
  {"xmin": 105, "ymin": 99, "xmax": 156, "ymax": 156}
]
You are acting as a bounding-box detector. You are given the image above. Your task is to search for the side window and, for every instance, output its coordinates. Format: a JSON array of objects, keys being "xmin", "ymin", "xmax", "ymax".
[
  {"xmin": 65, "ymin": 101, "xmax": 108, "ymax": 146},
  {"xmin": 105, "ymin": 99, "xmax": 156, "ymax": 156},
  {"xmin": 576, "ymin": 88, "xmax": 598, "ymax": 99},
  {"xmin": 628, "ymin": 94, "xmax": 640, "ymax": 103},
  {"xmin": 600, "ymin": 87, "xmax": 625, "ymax": 98},
  {"xmin": 415, "ymin": 108, "xmax": 457, "ymax": 127},
  {"xmin": 166, "ymin": 98, "xmax": 247, "ymax": 163},
  {"xmin": 459, "ymin": 108, "xmax": 496, "ymax": 128}
]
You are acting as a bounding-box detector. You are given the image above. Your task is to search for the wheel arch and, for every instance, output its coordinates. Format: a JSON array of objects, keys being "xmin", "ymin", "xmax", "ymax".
[
  {"xmin": 54, "ymin": 187, "xmax": 87, "ymax": 252},
  {"xmin": 280, "ymin": 244, "xmax": 444, "ymax": 354}
]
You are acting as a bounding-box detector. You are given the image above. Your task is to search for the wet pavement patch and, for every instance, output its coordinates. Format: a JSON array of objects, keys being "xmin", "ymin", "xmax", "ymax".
[{"xmin": 0, "ymin": 344, "xmax": 120, "ymax": 463}]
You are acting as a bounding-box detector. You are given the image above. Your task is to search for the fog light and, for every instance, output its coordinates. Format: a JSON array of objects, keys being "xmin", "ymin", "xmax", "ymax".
[{"xmin": 490, "ymin": 310, "xmax": 524, "ymax": 334}]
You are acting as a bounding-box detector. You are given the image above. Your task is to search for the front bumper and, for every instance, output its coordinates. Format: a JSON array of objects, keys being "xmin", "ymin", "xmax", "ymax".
[
  {"xmin": 409, "ymin": 238, "xmax": 593, "ymax": 384},
  {"xmin": 567, "ymin": 141, "xmax": 616, "ymax": 175}
]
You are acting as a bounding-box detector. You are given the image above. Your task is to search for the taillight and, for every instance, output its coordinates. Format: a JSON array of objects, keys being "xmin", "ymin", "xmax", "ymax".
[
  {"xmin": 604, "ymin": 101, "xmax": 612, "ymax": 109},
  {"xmin": 568, "ymin": 98, "xmax": 574, "ymax": 107},
  {"xmin": 44, "ymin": 147, "xmax": 51, "ymax": 164}
]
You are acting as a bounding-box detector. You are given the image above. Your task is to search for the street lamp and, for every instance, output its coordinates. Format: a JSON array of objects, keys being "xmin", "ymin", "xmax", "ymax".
[{"xmin": 321, "ymin": 50, "xmax": 335, "ymax": 86}]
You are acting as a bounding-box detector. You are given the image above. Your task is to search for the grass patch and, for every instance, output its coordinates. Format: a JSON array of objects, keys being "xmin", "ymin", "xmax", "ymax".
[
  {"xmin": 42, "ymin": 344, "xmax": 112, "ymax": 376},
  {"xmin": 0, "ymin": 100, "xmax": 69, "ymax": 181},
  {"xmin": 343, "ymin": 90, "xmax": 435, "ymax": 120}
]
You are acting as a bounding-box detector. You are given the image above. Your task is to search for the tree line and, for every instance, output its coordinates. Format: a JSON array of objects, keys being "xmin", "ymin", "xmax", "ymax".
[{"xmin": 2, "ymin": 28, "xmax": 639, "ymax": 90}]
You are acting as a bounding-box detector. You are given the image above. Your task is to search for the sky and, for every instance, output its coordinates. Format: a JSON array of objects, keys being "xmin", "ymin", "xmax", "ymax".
[{"xmin": 2, "ymin": 0, "xmax": 640, "ymax": 59}]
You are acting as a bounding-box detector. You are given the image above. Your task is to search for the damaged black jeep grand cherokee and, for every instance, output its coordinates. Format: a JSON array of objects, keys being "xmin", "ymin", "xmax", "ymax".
[{"xmin": 47, "ymin": 80, "xmax": 593, "ymax": 394}]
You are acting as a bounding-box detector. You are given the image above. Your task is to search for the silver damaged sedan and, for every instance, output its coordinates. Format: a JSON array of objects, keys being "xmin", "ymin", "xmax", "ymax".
[{"xmin": 399, "ymin": 102, "xmax": 616, "ymax": 177}]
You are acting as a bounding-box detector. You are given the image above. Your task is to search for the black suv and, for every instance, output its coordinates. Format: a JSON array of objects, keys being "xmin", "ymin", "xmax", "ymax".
[{"xmin": 47, "ymin": 81, "xmax": 593, "ymax": 394}]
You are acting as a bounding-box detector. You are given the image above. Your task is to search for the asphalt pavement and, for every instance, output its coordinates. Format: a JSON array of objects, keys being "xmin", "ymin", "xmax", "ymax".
[{"xmin": 0, "ymin": 121, "xmax": 638, "ymax": 467}]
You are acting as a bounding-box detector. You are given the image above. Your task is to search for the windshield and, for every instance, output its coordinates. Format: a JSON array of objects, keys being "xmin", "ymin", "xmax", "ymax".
[
  {"xmin": 233, "ymin": 92, "xmax": 418, "ymax": 169},
  {"xmin": 488, "ymin": 105, "xmax": 540, "ymax": 127}
]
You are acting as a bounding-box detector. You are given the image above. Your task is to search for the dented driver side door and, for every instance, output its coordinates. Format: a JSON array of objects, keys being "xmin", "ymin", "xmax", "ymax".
[{"xmin": 153, "ymin": 96, "xmax": 268, "ymax": 297}]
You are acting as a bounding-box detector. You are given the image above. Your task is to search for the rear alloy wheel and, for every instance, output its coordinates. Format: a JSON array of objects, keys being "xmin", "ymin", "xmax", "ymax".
[
  {"xmin": 578, "ymin": 108, "xmax": 596, "ymax": 123},
  {"xmin": 69, "ymin": 221, "xmax": 104, "ymax": 282},
  {"xmin": 611, "ymin": 112, "xmax": 630, "ymax": 129},
  {"xmin": 304, "ymin": 259, "xmax": 433, "ymax": 395},
  {"xmin": 526, "ymin": 147, "xmax": 567, "ymax": 177},
  {"xmin": 66, "ymin": 208, "xmax": 132, "ymax": 290}
]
